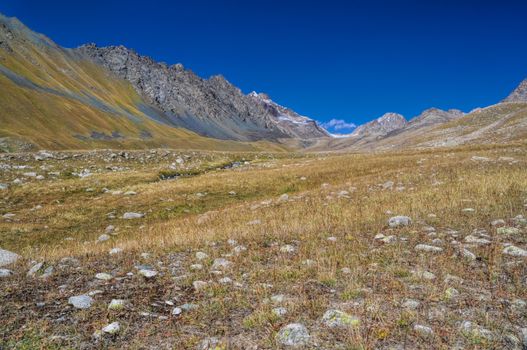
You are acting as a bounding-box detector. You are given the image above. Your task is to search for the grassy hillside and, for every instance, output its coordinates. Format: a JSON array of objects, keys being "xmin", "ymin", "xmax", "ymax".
[{"xmin": 0, "ymin": 16, "xmax": 286, "ymax": 152}]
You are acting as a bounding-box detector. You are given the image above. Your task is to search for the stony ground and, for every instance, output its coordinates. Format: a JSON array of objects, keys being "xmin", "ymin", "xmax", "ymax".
[{"xmin": 1, "ymin": 145, "xmax": 526, "ymax": 349}]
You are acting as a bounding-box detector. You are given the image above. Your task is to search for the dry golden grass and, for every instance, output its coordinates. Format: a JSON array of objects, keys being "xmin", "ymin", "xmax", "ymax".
[{"xmin": 1, "ymin": 144, "xmax": 526, "ymax": 349}]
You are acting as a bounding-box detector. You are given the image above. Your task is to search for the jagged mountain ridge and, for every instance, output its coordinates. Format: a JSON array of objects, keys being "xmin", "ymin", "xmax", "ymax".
[{"xmin": 76, "ymin": 44, "xmax": 328, "ymax": 141}]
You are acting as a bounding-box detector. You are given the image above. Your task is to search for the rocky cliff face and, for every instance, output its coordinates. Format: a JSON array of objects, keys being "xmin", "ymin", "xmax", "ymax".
[
  {"xmin": 351, "ymin": 112, "xmax": 407, "ymax": 137},
  {"xmin": 76, "ymin": 44, "xmax": 327, "ymax": 141},
  {"xmin": 504, "ymin": 78, "xmax": 527, "ymax": 102}
]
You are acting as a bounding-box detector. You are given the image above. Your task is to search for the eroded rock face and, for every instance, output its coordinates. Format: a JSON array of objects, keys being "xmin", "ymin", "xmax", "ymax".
[{"xmin": 76, "ymin": 44, "xmax": 327, "ymax": 142}]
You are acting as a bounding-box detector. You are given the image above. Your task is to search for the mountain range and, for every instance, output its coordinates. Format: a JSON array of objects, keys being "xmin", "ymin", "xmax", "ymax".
[{"xmin": 0, "ymin": 13, "xmax": 526, "ymax": 152}]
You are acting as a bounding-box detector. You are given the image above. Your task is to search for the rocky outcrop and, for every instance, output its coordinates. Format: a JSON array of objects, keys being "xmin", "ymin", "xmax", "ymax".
[
  {"xmin": 504, "ymin": 78, "xmax": 527, "ymax": 103},
  {"xmin": 76, "ymin": 44, "xmax": 327, "ymax": 141}
]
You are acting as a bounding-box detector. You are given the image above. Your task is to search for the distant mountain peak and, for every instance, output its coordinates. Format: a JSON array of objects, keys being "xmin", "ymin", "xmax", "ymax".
[
  {"xmin": 351, "ymin": 112, "xmax": 406, "ymax": 137},
  {"xmin": 504, "ymin": 78, "xmax": 527, "ymax": 102}
]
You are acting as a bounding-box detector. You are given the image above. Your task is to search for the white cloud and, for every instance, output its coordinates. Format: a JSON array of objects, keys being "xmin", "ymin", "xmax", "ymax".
[{"xmin": 321, "ymin": 119, "xmax": 356, "ymax": 131}]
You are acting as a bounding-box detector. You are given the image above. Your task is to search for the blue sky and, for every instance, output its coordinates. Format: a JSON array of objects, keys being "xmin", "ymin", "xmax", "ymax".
[{"xmin": 1, "ymin": 0, "xmax": 526, "ymax": 133}]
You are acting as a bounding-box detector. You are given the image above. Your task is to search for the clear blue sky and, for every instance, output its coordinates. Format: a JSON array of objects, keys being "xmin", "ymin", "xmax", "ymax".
[{"xmin": 1, "ymin": 0, "xmax": 526, "ymax": 132}]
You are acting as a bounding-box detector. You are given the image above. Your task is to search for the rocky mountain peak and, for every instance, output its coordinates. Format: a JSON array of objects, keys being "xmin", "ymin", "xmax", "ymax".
[
  {"xmin": 352, "ymin": 112, "xmax": 406, "ymax": 137},
  {"xmin": 504, "ymin": 78, "xmax": 527, "ymax": 102}
]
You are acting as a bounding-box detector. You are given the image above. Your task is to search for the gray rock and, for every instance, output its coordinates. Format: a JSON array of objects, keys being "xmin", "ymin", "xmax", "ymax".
[
  {"xmin": 68, "ymin": 295, "xmax": 93, "ymax": 309},
  {"xmin": 195, "ymin": 251, "xmax": 208, "ymax": 260},
  {"xmin": 402, "ymin": 299, "xmax": 420, "ymax": 310},
  {"xmin": 198, "ymin": 337, "xmax": 226, "ymax": 350},
  {"xmin": 27, "ymin": 262, "xmax": 44, "ymax": 276},
  {"xmin": 414, "ymin": 324, "xmax": 434, "ymax": 336},
  {"xmin": 321, "ymin": 309, "xmax": 360, "ymax": 328},
  {"xmin": 97, "ymin": 234, "xmax": 110, "ymax": 242},
  {"xmin": 95, "ymin": 272, "xmax": 113, "ymax": 280},
  {"xmin": 276, "ymin": 323, "xmax": 310, "ymax": 347},
  {"xmin": 497, "ymin": 227, "xmax": 520, "ymax": 235},
  {"xmin": 503, "ymin": 245, "xmax": 527, "ymax": 257},
  {"xmin": 388, "ymin": 216, "xmax": 412, "ymax": 228},
  {"xmin": 108, "ymin": 299, "xmax": 126, "ymax": 310},
  {"xmin": 0, "ymin": 248, "xmax": 19, "ymax": 267},
  {"xmin": 211, "ymin": 258, "xmax": 231, "ymax": 270},
  {"xmin": 0, "ymin": 268, "xmax": 13, "ymax": 277},
  {"xmin": 122, "ymin": 212, "xmax": 144, "ymax": 219},
  {"xmin": 102, "ymin": 322, "xmax": 120, "ymax": 334},
  {"xmin": 272, "ymin": 307, "xmax": 288, "ymax": 317},
  {"xmin": 280, "ymin": 244, "xmax": 296, "ymax": 253},
  {"xmin": 138, "ymin": 269, "xmax": 158, "ymax": 278},
  {"xmin": 414, "ymin": 244, "xmax": 443, "ymax": 253},
  {"xmin": 460, "ymin": 321, "xmax": 493, "ymax": 340}
]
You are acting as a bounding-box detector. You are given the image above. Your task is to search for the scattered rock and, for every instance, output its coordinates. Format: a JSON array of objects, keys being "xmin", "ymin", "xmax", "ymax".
[
  {"xmin": 68, "ymin": 295, "xmax": 93, "ymax": 309},
  {"xmin": 195, "ymin": 251, "xmax": 208, "ymax": 260},
  {"xmin": 272, "ymin": 307, "xmax": 288, "ymax": 317},
  {"xmin": 193, "ymin": 280, "xmax": 208, "ymax": 291},
  {"xmin": 0, "ymin": 268, "xmax": 13, "ymax": 277},
  {"xmin": 280, "ymin": 244, "xmax": 296, "ymax": 253},
  {"xmin": 460, "ymin": 321, "xmax": 493, "ymax": 340},
  {"xmin": 497, "ymin": 227, "xmax": 520, "ymax": 235},
  {"xmin": 503, "ymin": 245, "xmax": 527, "ymax": 257},
  {"xmin": 138, "ymin": 269, "xmax": 158, "ymax": 278},
  {"xmin": 414, "ymin": 324, "xmax": 434, "ymax": 336},
  {"xmin": 0, "ymin": 248, "xmax": 20, "ymax": 267},
  {"xmin": 109, "ymin": 247, "xmax": 123, "ymax": 255},
  {"xmin": 276, "ymin": 323, "xmax": 310, "ymax": 347},
  {"xmin": 122, "ymin": 212, "xmax": 144, "ymax": 219},
  {"xmin": 321, "ymin": 309, "xmax": 360, "ymax": 328},
  {"xmin": 27, "ymin": 262, "xmax": 44, "ymax": 276},
  {"xmin": 102, "ymin": 322, "xmax": 120, "ymax": 335},
  {"xmin": 388, "ymin": 216, "xmax": 412, "ymax": 228},
  {"xmin": 402, "ymin": 299, "xmax": 420, "ymax": 310},
  {"xmin": 97, "ymin": 234, "xmax": 110, "ymax": 242},
  {"xmin": 108, "ymin": 299, "xmax": 126, "ymax": 310},
  {"xmin": 95, "ymin": 272, "xmax": 113, "ymax": 281},
  {"xmin": 211, "ymin": 258, "xmax": 231, "ymax": 270},
  {"xmin": 414, "ymin": 244, "xmax": 443, "ymax": 253}
]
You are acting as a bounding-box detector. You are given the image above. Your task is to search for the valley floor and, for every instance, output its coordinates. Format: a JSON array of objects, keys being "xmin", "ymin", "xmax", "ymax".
[{"xmin": 0, "ymin": 144, "xmax": 526, "ymax": 349}]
